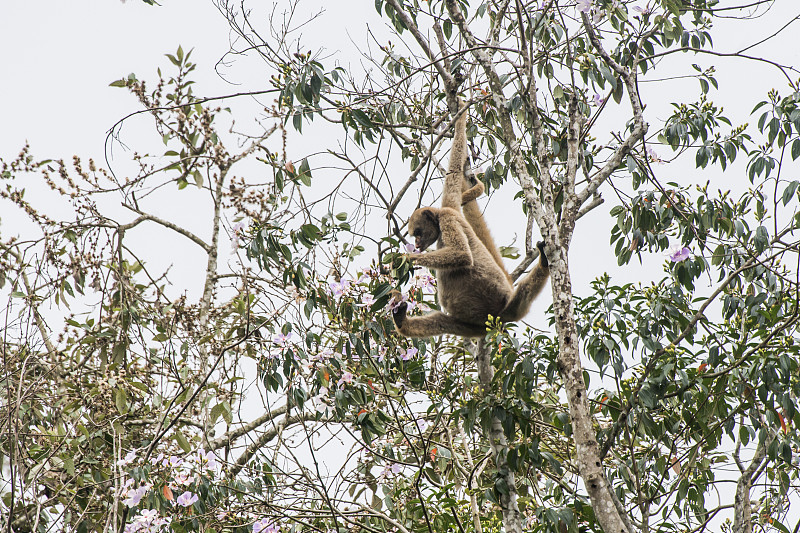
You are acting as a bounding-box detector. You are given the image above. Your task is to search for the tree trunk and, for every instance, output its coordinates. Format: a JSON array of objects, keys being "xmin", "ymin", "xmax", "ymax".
[
  {"xmin": 475, "ymin": 340, "xmax": 523, "ymax": 533},
  {"xmin": 549, "ymin": 254, "xmax": 633, "ymax": 533}
]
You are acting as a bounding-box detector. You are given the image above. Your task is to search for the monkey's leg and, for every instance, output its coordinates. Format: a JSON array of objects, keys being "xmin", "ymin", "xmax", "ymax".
[
  {"xmin": 499, "ymin": 241, "xmax": 550, "ymax": 322},
  {"xmin": 393, "ymin": 306, "xmax": 486, "ymax": 338},
  {"xmin": 460, "ymin": 178, "xmax": 509, "ymax": 278},
  {"xmin": 461, "ymin": 181, "xmax": 484, "ymax": 205}
]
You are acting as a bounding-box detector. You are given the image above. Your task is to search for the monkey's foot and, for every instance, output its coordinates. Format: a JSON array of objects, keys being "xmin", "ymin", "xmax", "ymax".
[
  {"xmin": 537, "ymin": 240, "xmax": 549, "ymax": 268},
  {"xmin": 389, "ymin": 290, "xmax": 408, "ymax": 328}
]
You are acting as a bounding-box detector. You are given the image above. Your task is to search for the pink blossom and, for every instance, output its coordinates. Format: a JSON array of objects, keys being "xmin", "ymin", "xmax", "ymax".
[
  {"xmin": 272, "ymin": 332, "xmax": 292, "ymax": 346},
  {"xmin": 173, "ymin": 469, "xmax": 193, "ymax": 486},
  {"xmin": 338, "ymin": 371, "xmax": 354, "ymax": 388},
  {"xmin": 400, "ymin": 347, "xmax": 418, "ymax": 361},
  {"xmin": 176, "ymin": 491, "xmax": 199, "ymax": 507},
  {"xmin": 197, "ymin": 449, "xmax": 219, "ymax": 471},
  {"xmin": 415, "ymin": 273, "xmax": 436, "ymax": 294},
  {"xmin": 311, "ymin": 387, "xmax": 331, "ymax": 414},
  {"xmin": 361, "ymin": 293, "xmax": 376, "ymax": 306},
  {"xmin": 405, "ymin": 243, "xmax": 420, "ymax": 253},
  {"xmin": 646, "ymin": 145, "xmax": 663, "ymax": 164},
  {"xmin": 118, "ymin": 450, "xmax": 137, "ymax": 467},
  {"xmin": 328, "ymin": 279, "xmax": 351, "ymax": 297},
  {"xmin": 381, "ymin": 463, "xmax": 403, "ymax": 477},
  {"xmin": 576, "ymin": 0, "xmax": 592, "ymax": 13},
  {"xmin": 667, "ymin": 246, "xmax": 691, "ymax": 262},
  {"xmin": 253, "ymin": 518, "xmax": 280, "ymax": 533},
  {"xmin": 125, "ymin": 508, "xmax": 171, "ymax": 533},
  {"xmin": 122, "ymin": 483, "xmax": 151, "ymax": 507},
  {"xmin": 593, "ymin": 93, "xmax": 604, "ymax": 106}
]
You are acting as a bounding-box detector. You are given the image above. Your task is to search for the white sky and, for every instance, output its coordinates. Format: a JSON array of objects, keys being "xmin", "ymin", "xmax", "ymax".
[{"xmin": 2, "ymin": 1, "xmax": 798, "ymax": 296}]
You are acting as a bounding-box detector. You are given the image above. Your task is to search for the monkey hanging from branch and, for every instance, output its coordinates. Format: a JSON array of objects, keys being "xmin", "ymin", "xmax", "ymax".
[{"xmin": 391, "ymin": 100, "xmax": 550, "ymax": 338}]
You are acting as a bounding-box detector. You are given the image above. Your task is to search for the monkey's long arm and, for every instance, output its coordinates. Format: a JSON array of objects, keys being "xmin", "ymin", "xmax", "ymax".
[
  {"xmin": 446, "ymin": 101, "xmax": 508, "ymax": 277},
  {"xmin": 441, "ymin": 106, "xmax": 469, "ymax": 211}
]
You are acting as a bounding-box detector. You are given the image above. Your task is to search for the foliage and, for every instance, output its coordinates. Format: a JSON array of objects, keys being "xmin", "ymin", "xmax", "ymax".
[{"xmin": 2, "ymin": 1, "xmax": 799, "ymax": 533}]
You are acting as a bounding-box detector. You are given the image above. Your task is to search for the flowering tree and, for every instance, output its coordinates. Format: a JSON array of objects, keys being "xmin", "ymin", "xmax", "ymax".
[{"xmin": 2, "ymin": 1, "xmax": 800, "ymax": 533}]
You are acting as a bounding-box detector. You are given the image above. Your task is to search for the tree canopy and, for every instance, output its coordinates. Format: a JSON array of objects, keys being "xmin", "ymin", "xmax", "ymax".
[{"xmin": 2, "ymin": 1, "xmax": 799, "ymax": 533}]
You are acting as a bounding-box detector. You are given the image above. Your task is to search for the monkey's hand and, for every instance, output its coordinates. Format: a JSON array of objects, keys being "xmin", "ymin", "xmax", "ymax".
[
  {"xmin": 389, "ymin": 290, "xmax": 408, "ymax": 328},
  {"xmin": 403, "ymin": 254, "xmax": 419, "ymax": 273},
  {"xmin": 537, "ymin": 241, "xmax": 549, "ymax": 268}
]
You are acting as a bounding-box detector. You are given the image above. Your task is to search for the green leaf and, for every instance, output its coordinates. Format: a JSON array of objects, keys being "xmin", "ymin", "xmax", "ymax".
[
  {"xmin": 792, "ymin": 139, "xmax": 800, "ymax": 160},
  {"xmin": 352, "ymin": 109, "xmax": 374, "ymax": 129},
  {"xmin": 174, "ymin": 431, "xmax": 192, "ymax": 453},
  {"xmin": 114, "ymin": 388, "xmax": 129, "ymax": 414},
  {"xmin": 613, "ymin": 78, "xmax": 624, "ymax": 104},
  {"xmin": 298, "ymin": 158, "xmax": 312, "ymax": 186},
  {"xmin": 663, "ymin": 0, "xmax": 681, "ymax": 16},
  {"xmin": 783, "ymin": 180, "xmax": 799, "ymax": 206},
  {"xmin": 443, "ymin": 19, "xmax": 453, "ymax": 40},
  {"xmin": 109, "ymin": 79, "xmax": 127, "ymax": 88},
  {"xmin": 210, "ymin": 401, "xmax": 233, "ymax": 425}
]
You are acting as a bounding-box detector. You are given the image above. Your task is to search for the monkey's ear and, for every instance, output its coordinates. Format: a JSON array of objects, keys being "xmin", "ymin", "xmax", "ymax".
[{"xmin": 423, "ymin": 209, "xmax": 438, "ymax": 225}]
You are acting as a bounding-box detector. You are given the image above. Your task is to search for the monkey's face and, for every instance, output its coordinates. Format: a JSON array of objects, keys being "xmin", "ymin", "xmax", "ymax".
[{"xmin": 408, "ymin": 207, "xmax": 440, "ymax": 251}]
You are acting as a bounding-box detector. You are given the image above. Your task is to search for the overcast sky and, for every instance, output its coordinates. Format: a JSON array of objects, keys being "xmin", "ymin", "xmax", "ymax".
[{"xmin": 1, "ymin": 0, "xmax": 798, "ymax": 305}]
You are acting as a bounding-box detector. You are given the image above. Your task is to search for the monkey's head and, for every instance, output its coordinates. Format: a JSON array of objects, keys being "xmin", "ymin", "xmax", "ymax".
[{"xmin": 407, "ymin": 207, "xmax": 440, "ymax": 251}]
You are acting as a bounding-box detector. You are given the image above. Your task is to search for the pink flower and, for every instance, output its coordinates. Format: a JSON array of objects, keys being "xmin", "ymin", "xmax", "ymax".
[
  {"xmin": 577, "ymin": 0, "xmax": 592, "ymax": 13},
  {"xmin": 400, "ymin": 347, "xmax": 418, "ymax": 361},
  {"xmin": 415, "ymin": 273, "xmax": 436, "ymax": 293},
  {"xmin": 272, "ymin": 332, "xmax": 292, "ymax": 346},
  {"xmin": 328, "ymin": 279, "xmax": 351, "ymax": 297},
  {"xmin": 118, "ymin": 450, "xmax": 137, "ymax": 467},
  {"xmin": 122, "ymin": 483, "xmax": 151, "ymax": 507},
  {"xmin": 668, "ymin": 246, "xmax": 691, "ymax": 263},
  {"xmin": 381, "ymin": 463, "xmax": 403, "ymax": 477},
  {"xmin": 173, "ymin": 470, "xmax": 193, "ymax": 486},
  {"xmin": 176, "ymin": 491, "xmax": 199, "ymax": 507},
  {"xmin": 197, "ymin": 449, "xmax": 219, "ymax": 471},
  {"xmin": 593, "ymin": 93, "xmax": 604, "ymax": 106},
  {"xmin": 361, "ymin": 293, "xmax": 376, "ymax": 306},
  {"xmin": 338, "ymin": 371, "xmax": 354, "ymax": 388},
  {"xmin": 253, "ymin": 518, "xmax": 280, "ymax": 533},
  {"xmin": 405, "ymin": 243, "xmax": 420, "ymax": 253}
]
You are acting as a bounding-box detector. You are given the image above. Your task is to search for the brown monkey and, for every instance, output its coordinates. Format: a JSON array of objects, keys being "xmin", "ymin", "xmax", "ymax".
[{"xmin": 391, "ymin": 103, "xmax": 550, "ymax": 338}]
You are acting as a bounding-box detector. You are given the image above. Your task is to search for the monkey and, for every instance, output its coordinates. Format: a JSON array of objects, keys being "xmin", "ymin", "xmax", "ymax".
[{"xmin": 391, "ymin": 102, "xmax": 550, "ymax": 338}]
